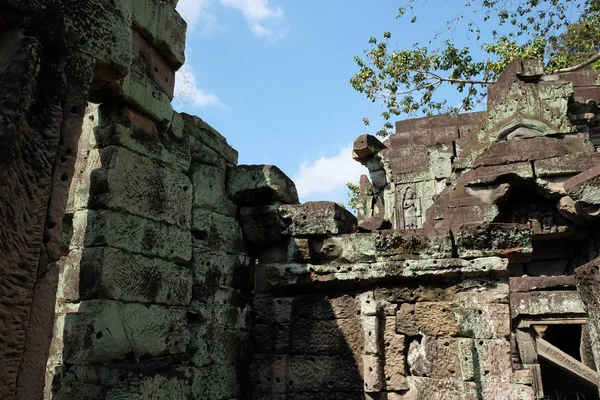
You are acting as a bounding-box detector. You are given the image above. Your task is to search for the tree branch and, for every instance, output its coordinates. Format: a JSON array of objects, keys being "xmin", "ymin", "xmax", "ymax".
[
  {"xmin": 418, "ymin": 70, "xmax": 495, "ymax": 85},
  {"xmin": 553, "ymin": 51, "xmax": 600, "ymax": 73}
]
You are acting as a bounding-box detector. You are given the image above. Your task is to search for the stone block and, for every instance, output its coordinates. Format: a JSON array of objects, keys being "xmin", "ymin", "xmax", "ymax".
[
  {"xmin": 362, "ymin": 315, "xmax": 379, "ymax": 355},
  {"xmin": 189, "ymin": 301, "xmax": 251, "ymax": 331},
  {"xmin": 191, "ymin": 164, "xmax": 237, "ymax": 217},
  {"xmin": 58, "ymin": 247, "xmax": 192, "ymax": 305},
  {"xmin": 71, "ymin": 209, "xmax": 191, "ymax": 263},
  {"xmin": 88, "ymin": 146, "xmax": 192, "ymax": 228},
  {"xmin": 554, "ymin": 69, "xmax": 600, "ymax": 87},
  {"xmin": 404, "ymin": 377, "xmax": 478, "ymax": 400},
  {"xmin": 288, "ymin": 295, "xmax": 359, "ymax": 320},
  {"xmin": 289, "ymin": 319, "xmax": 363, "ymax": 356},
  {"xmin": 58, "ymin": 300, "xmax": 189, "ymax": 364},
  {"xmin": 576, "ymin": 257, "xmax": 600, "ymax": 310},
  {"xmin": 564, "ymin": 164, "xmax": 600, "ymax": 205},
  {"xmin": 95, "ymin": 105, "xmax": 191, "ymax": 172},
  {"xmin": 384, "ymin": 144, "xmax": 431, "ymax": 177},
  {"xmin": 240, "ymin": 202, "xmax": 357, "ymax": 243},
  {"xmin": 120, "ymin": 67, "xmax": 175, "ymax": 124},
  {"xmin": 413, "ymin": 302, "xmax": 460, "ymax": 337},
  {"xmin": 383, "ymin": 317, "xmax": 408, "ymax": 390},
  {"xmin": 457, "ymin": 338, "xmax": 475, "ymax": 381},
  {"xmin": 191, "ymin": 208, "xmax": 244, "ymax": 254},
  {"xmin": 64, "ymin": 0, "xmax": 133, "ymax": 82},
  {"xmin": 189, "ymin": 325, "xmax": 248, "ymax": 367},
  {"xmin": 182, "ymin": 113, "xmax": 238, "ymax": 165},
  {"xmin": 482, "ymin": 383, "xmax": 535, "ymax": 400},
  {"xmin": 352, "ymin": 134, "xmax": 386, "ymax": 162},
  {"xmin": 227, "ymin": 164, "xmax": 299, "ymax": 206},
  {"xmin": 375, "ymin": 229, "xmax": 453, "ymax": 260},
  {"xmin": 391, "ymin": 124, "xmax": 458, "ymax": 146},
  {"xmin": 188, "ymin": 365, "xmax": 240, "ymax": 399},
  {"xmin": 445, "ymin": 181, "xmax": 512, "ymax": 207},
  {"xmin": 257, "ymin": 238, "xmax": 311, "ymax": 265},
  {"xmin": 280, "ymin": 202, "xmax": 357, "ymax": 235},
  {"xmin": 454, "ymin": 223, "xmax": 532, "ymax": 261},
  {"xmin": 454, "ymin": 303, "xmax": 510, "ymax": 339},
  {"xmin": 105, "ymin": 374, "xmax": 193, "ymax": 399},
  {"xmin": 534, "ymin": 176, "xmax": 569, "ymax": 199},
  {"xmin": 252, "ymin": 322, "xmax": 288, "ymax": 354},
  {"xmin": 407, "ymin": 336, "xmax": 461, "ymax": 379},
  {"xmin": 309, "ymin": 234, "xmax": 378, "ymax": 264},
  {"xmin": 252, "ymin": 297, "xmax": 293, "ymax": 323},
  {"xmin": 574, "ymin": 86, "xmax": 600, "ymax": 103},
  {"xmin": 132, "ymin": 30, "xmax": 175, "ymax": 99},
  {"xmin": 363, "ymin": 354, "xmax": 383, "ymax": 392},
  {"xmin": 193, "ymin": 250, "xmax": 251, "ymax": 290},
  {"xmin": 474, "ymin": 339, "xmax": 513, "ymax": 384},
  {"xmin": 473, "ymin": 135, "xmax": 593, "ymax": 167},
  {"xmin": 431, "ymin": 204, "xmax": 500, "ymax": 228},
  {"xmin": 262, "ymin": 258, "xmax": 509, "ymax": 289},
  {"xmin": 286, "ymin": 355, "xmax": 364, "ymax": 392},
  {"xmin": 396, "ymin": 303, "xmax": 418, "ymax": 336},
  {"xmin": 534, "ymin": 152, "xmax": 600, "ymax": 178},
  {"xmin": 251, "ymin": 354, "xmax": 288, "ymax": 394},
  {"xmin": 131, "ymin": 0, "xmax": 187, "ymax": 68},
  {"xmin": 510, "ymin": 291, "xmax": 585, "ymax": 319},
  {"xmin": 509, "ymin": 275, "xmax": 576, "ymax": 292},
  {"xmin": 466, "ymin": 162, "xmax": 533, "ymax": 186}
]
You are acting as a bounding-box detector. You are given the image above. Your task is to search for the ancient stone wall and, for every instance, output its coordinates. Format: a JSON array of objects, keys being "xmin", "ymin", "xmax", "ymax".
[{"xmin": 3, "ymin": 1, "xmax": 600, "ymax": 399}]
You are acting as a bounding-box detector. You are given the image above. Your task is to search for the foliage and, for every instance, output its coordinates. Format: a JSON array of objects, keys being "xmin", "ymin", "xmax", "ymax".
[
  {"xmin": 347, "ymin": 182, "xmax": 361, "ymax": 210},
  {"xmin": 351, "ymin": 0, "xmax": 600, "ymax": 137}
]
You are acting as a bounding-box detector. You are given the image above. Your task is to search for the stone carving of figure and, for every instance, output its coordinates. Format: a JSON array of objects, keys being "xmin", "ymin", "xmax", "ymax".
[{"xmin": 402, "ymin": 186, "xmax": 419, "ymax": 229}]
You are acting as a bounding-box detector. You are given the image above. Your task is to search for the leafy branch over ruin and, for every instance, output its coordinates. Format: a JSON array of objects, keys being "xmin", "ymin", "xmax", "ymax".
[{"xmin": 351, "ymin": 0, "xmax": 600, "ymax": 137}]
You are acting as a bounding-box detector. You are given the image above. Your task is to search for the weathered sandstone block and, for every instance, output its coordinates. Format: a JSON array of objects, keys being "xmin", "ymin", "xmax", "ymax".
[
  {"xmin": 454, "ymin": 223, "xmax": 532, "ymax": 261},
  {"xmin": 71, "ymin": 209, "xmax": 192, "ymax": 263},
  {"xmin": 240, "ymin": 202, "xmax": 357, "ymax": 243},
  {"xmin": 191, "ymin": 164, "xmax": 237, "ymax": 217},
  {"xmin": 88, "ymin": 146, "xmax": 193, "ymax": 228},
  {"xmin": 57, "ymin": 300, "xmax": 189, "ymax": 364},
  {"xmin": 58, "ymin": 247, "xmax": 192, "ymax": 305},
  {"xmin": 227, "ymin": 164, "xmax": 299, "ymax": 206}
]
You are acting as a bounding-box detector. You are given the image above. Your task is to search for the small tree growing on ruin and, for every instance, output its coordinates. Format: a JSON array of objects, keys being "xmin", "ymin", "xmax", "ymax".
[{"xmin": 351, "ymin": 0, "xmax": 600, "ymax": 137}]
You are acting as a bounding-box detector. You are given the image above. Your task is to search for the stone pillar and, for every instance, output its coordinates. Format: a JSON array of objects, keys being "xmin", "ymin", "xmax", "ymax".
[{"xmin": 576, "ymin": 257, "xmax": 600, "ymax": 392}]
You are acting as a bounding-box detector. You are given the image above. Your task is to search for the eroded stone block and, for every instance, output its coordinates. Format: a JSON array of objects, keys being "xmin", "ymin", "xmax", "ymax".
[
  {"xmin": 88, "ymin": 146, "xmax": 192, "ymax": 228},
  {"xmin": 227, "ymin": 164, "xmax": 299, "ymax": 206},
  {"xmin": 59, "ymin": 300, "xmax": 189, "ymax": 364},
  {"xmin": 454, "ymin": 223, "xmax": 532, "ymax": 261},
  {"xmin": 564, "ymin": 164, "xmax": 600, "ymax": 205},
  {"xmin": 59, "ymin": 247, "xmax": 192, "ymax": 305},
  {"xmin": 192, "ymin": 208, "xmax": 243, "ymax": 254},
  {"xmin": 240, "ymin": 202, "xmax": 357, "ymax": 243},
  {"xmin": 71, "ymin": 209, "xmax": 192, "ymax": 263},
  {"xmin": 191, "ymin": 164, "xmax": 237, "ymax": 217}
]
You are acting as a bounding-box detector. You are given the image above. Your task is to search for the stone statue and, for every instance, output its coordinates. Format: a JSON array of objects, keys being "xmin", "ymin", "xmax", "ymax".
[{"xmin": 402, "ymin": 186, "xmax": 419, "ymax": 229}]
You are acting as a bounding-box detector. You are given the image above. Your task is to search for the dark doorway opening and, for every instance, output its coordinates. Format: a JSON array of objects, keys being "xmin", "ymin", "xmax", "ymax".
[{"xmin": 540, "ymin": 325, "xmax": 599, "ymax": 400}]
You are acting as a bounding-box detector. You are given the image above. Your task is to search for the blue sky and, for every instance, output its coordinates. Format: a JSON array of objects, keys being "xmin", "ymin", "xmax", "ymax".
[{"xmin": 172, "ymin": 0, "xmax": 502, "ymax": 205}]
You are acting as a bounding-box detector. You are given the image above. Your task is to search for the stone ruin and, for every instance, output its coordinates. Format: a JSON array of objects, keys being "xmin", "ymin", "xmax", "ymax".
[{"xmin": 3, "ymin": 1, "xmax": 600, "ymax": 400}]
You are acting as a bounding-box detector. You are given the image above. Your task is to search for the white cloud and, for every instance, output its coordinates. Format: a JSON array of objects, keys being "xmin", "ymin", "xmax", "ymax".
[
  {"xmin": 174, "ymin": 64, "xmax": 224, "ymax": 109},
  {"xmin": 220, "ymin": 0, "xmax": 286, "ymax": 39},
  {"xmin": 293, "ymin": 144, "xmax": 368, "ymax": 202},
  {"xmin": 176, "ymin": 0, "xmax": 214, "ymax": 32},
  {"xmin": 177, "ymin": 0, "xmax": 286, "ymax": 39}
]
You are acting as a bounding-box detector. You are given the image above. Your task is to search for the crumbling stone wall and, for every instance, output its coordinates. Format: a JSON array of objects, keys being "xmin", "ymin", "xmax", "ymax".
[
  {"xmin": 239, "ymin": 203, "xmax": 535, "ymax": 398},
  {"xmin": 1, "ymin": 0, "xmax": 255, "ymax": 399},
  {"xmin": 3, "ymin": 0, "xmax": 600, "ymax": 398}
]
